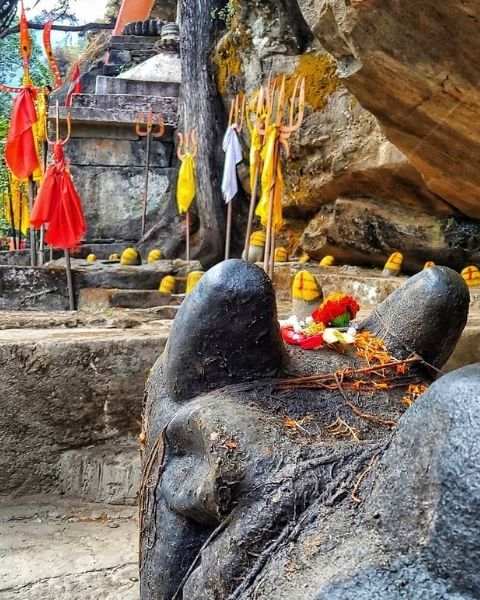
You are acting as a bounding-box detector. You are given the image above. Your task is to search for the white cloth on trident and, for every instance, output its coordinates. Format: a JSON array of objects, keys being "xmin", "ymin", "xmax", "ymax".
[{"xmin": 221, "ymin": 125, "xmax": 243, "ymax": 204}]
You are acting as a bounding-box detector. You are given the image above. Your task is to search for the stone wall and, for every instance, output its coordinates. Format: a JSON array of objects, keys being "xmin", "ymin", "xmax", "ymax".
[{"xmin": 66, "ymin": 126, "xmax": 175, "ymax": 242}]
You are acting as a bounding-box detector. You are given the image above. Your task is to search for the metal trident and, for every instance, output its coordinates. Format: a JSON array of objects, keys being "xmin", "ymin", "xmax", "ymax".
[
  {"xmin": 225, "ymin": 92, "xmax": 246, "ymax": 260},
  {"xmin": 177, "ymin": 129, "xmax": 198, "ymax": 262},
  {"xmin": 135, "ymin": 107, "xmax": 165, "ymax": 237},
  {"xmin": 256, "ymin": 74, "xmax": 306, "ymax": 276}
]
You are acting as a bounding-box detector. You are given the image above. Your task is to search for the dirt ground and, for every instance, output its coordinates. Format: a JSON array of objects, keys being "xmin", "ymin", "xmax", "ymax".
[{"xmin": 0, "ymin": 497, "xmax": 139, "ymax": 600}]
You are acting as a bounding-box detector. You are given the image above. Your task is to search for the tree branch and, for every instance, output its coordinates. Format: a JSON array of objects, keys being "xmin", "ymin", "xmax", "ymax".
[{"xmin": 0, "ymin": 20, "xmax": 115, "ymax": 40}]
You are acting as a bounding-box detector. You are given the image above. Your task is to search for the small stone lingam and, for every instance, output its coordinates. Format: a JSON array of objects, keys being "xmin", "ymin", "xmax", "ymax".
[
  {"xmin": 148, "ymin": 249, "xmax": 165, "ymax": 263},
  {"xmin": 320, "ymin": 254, "xmax": 334, "ymax": 266},
  {"xmin": 242, "ymin": 230, "xmax": 266, "ymax": 263},
  {"xmin": 140, "ymin": 260, "xmax": 473, "ymax": 600},
  {"xmin": 461, "ymin": 265, "xmax": 480, "ymax": 287},
  {"xmin": 291, "ymin": 269, "xmax": 323, "ymax": 321},
  {"xmin": 159, "ymin": 275, "xmax": 176, "ymax": 294},
  {"xmin": 274, "ymin": 247, "xmax": 289, "ymax": 262},
  {"xmin": 185, "ymin": 270, "xmax": 204, "ymax": 294},
  {"xmin": 382, "ymin": 251, "xmax": 403, "ymax": 277},
  {"xmin": 120, "ymin": 247, "xmax": 142, "ymax": 266}
]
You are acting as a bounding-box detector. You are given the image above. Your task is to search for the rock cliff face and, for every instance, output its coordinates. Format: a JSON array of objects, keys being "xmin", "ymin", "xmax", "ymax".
[
  {"xmin": 214, "ymin": 0, "xmax": 480, "ymax": 269},
  {"xmin": 302, "ymin": 0, "xmax": 480, "ymax": 218}
]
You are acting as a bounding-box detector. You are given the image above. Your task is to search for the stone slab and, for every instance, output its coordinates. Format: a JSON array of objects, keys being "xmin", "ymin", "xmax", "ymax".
[
  {"xmin": 116, "ymin": 53, "xmax": 182, "ymax": 84},
  {"xmin": 272, "ymin": 262, "xmax": 480, "ymax": 310},
  {"xmin": 0, "ymin": 325, "xmax": 169, "ymax": 495},
  {"xmin": 0, "ymin": 497, "xmax": 138, "ymax": 599}
]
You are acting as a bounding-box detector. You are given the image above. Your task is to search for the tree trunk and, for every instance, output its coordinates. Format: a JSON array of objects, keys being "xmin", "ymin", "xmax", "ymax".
[{"xmin": 178, "ymin": 0, "xmax": 226, "ymax": 267}]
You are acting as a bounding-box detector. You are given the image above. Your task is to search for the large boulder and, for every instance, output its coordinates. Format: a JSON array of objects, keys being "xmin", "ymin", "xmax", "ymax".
[
  {"xmin": 303, "ymin": 0, "xmax": 480, "ymax": 218},
  {"xmin": 301, "ymin": 196, "xmax": 480, "ymax": 271}
]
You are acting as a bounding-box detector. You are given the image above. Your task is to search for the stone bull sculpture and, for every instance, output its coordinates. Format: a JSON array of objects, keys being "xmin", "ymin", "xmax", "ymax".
[{"xmin": 140, "ymin": 259, "xmax": 478, "ymax": 600}]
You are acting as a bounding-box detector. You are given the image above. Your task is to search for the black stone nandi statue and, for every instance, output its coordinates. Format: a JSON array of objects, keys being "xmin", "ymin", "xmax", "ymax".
[{"xmin": 140, "ymin": 259, "xmax": 478, "ymax": 600}]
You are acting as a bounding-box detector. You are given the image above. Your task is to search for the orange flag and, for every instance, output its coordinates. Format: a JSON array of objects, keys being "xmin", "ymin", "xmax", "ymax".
[
  {"xmin": 5, "ymin": 88, "xmax": 41, "ymax": 180},
  {"xmin": 19, "ymin": 1, "xmax": 31, "ymax": 65},
  {"xmin": 43, "ymin": 21, "xmax": 63, "ymax": 89}
]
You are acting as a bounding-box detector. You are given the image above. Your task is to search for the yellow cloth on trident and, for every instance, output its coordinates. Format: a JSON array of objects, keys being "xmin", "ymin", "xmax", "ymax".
[
  {"xmin": 255, "ymin": 126, "xmax": 284, "ymax": 233},
  {"xmin": 176, "ymin": 153, "xmax": 196, "ymax": 214},
  {"xmin": 35, "ymin": 91, "xmax": 48, "ymax": 144},
  {"xmin": 249, "ymin": 126, "xmax": 262, "ymax": 192},
  {"xmin": 4, "ymin": 186, "xmax": 30, "ymax": 235}
]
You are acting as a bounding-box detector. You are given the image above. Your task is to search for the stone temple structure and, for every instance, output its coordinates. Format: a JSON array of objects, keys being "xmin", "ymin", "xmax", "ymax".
[{"xmin": 53, "ymin": 1, "xmax": 180, "ymax": 244}]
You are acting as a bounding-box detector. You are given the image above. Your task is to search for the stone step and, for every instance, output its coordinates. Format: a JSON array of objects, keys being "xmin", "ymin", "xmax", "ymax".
[
  {"xmin": 58, "ymin": 443, "xmax": 141, "ymax": 505},
  {"xmin": 95, "ymin": 76, "xmax": 180, "ymax": 98},
  {"xmin": 0, "ymin": 325, "xmax": 169, "ymax": 497},
  {"xmin": 53, "ymin": 96, "xmax": 178, "ymax": 127},
  {"xmin": 108, "ymin": 34, "xmax": 162, "ymax": 50},
  {"xmin": 0, "ymin": 259, "xmax": 201, "ymax": 311},
  {"xmin": 78, "ymin": 288, "xmax": 183, "ymax": 312}
]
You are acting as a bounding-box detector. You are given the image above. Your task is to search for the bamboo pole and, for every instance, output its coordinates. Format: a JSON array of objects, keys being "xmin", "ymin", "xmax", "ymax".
[
  {"xmin": 185, "ymin": 209, "xmax": 190, "ymax": 262},
  {"xmin": 27, "ymin": 177, "xmax": 36, "ymax": 266},
  {"xmin": 225, "ymin": 200, "xmax": 233, "ymax": 260},
  {"xmin": 243, "ymin": 165, "xmax": 260, "ymax": 260}
]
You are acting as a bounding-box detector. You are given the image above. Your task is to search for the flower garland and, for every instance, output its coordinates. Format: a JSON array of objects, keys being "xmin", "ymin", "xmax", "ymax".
[{"xmin": 280, "ymin": 292, "xmax": 360, "ymax": 350}]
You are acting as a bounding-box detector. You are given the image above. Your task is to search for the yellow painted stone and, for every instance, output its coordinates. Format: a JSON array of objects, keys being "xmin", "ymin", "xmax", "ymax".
[
  {"xmin": 384, "ymin": 252, "xmax": 403, "ymax": 272},
  {"xmin": 298, "ymin": 253, "xmax": 310, "ymax": 263},
  {"xmin": 423, "ymin": 261, "xmax": 435, "ymax": 269},
  {"xmin": 250, "ymin": 231, "xmax": 266, "ymax": 248},
  {"xmin": 186, "ymin": 271, "xmax": 204, "ymax": 294},
  {"xmin": 86, "ymin": 254, "xmax": 97, "ymax": 263},
  {"xmin": 109, "ymin": 253, "xmax": 120, "ymax": 261},
  {"xmin": 320, "ymin": 255, "xmax": 334, "ymax": 267},
  {"xmin": 292, "ymin": 270, "xmax": 322, "ymax": 302},
  {"xmin": 461, "ymin": 265, "xmax": 480, "ymax": 287},
  {"xmin": 120, "ymin": 247, "xmax": 141, "ymax": 266},
  {"xmin": 159, "ymin": 275, "xmax": 176, "ymax": 294},
  {"xmin": 274, "ymin": 247, "xmax": 288, "ymax": 262},
  {"xmin": 148, "ymin": 249, "xmax": 164, "ymax": 263}
]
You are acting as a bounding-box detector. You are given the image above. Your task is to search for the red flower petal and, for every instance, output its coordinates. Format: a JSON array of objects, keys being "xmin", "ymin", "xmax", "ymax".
[
  {"xmin": 300, "ymin": 333, "xmax": 325, "ymax": 350},
  {"xmin": 281, "ymin": 326, "xmax": 307, "ymax": 346}
]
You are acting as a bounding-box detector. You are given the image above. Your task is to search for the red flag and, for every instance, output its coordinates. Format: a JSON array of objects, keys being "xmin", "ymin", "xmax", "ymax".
[
  {"xmin": 65, "ymin": 64, "xmax": 82, "ymax": 107},
  {"xmin": 30, "ymin": 143, "xmax": 87, "ymax": 250},
  {"xmin": 5, "ymin": 88, "xmax": 40, "ymax": 179}
]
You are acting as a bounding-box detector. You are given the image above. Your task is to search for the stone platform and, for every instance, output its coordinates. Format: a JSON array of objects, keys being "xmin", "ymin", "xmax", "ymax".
[
  {"xmin": 0, "ymin": 259, "xmax": 200, "ymax": 311},
  {"xmin": 272, "ymin": 262, "xmax": 480, "ymax": 309}
]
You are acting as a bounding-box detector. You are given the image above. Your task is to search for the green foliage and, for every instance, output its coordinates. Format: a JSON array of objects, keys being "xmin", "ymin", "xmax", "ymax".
[{"xmin": 210, "ymin": 0, "xmax": 236, "ymax": 27}]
